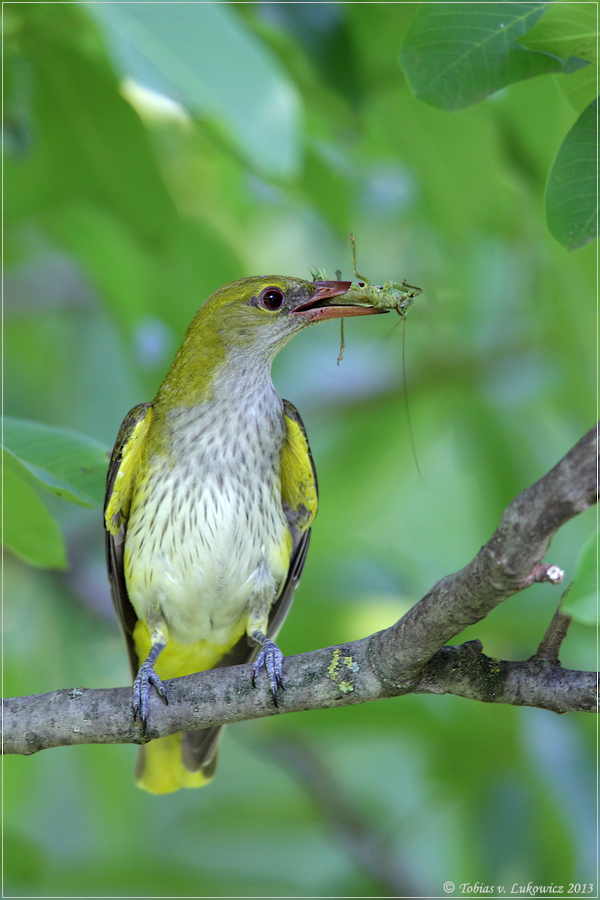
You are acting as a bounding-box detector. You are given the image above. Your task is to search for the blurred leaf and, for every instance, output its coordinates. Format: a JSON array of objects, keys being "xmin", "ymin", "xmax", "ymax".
[
  {"xmin": 89, "ymin": 2, "xmax": 302, "ymax": 180},
  {"xmin": 46, "ymin": 204, "xmax": 156, "ymax": 333},
  {"xmin": 343, "ymin": 594, "xmax": 413, "ymax": 642},
  {"xmin": 564, "ymin": 592, "xmax": 597, "ymax": 626},
  {"xmin": 7, "ymin": 7, "xmax": 178, "ymax": 242},
  {"xmin": 3, "ymin": 452, "xmax": 67, "ymax": 569},
  {"xmin": 361, "ymin": 87, "xmax": 514, "ymax": 238},
  {"xmin": 517, "ymin": 3, "xmax": 597, "ymax": 64},
  {"xmin": 158, "ymin": 218, "xmax": 245, "ymax": 335},
  {"xmin": 545, "ymin": 98, "xmax": 598, "ymax": 251},
  {"xmin": 347, "ymin": 3, "xmax": 418, "ymax": 93},
  {"xmin": 3, "ymin": 828, "xmax": 46, "ymax": 886},
  {"xmin": 45, "ymin": 206, "xmax": 245, "ymax": 342},
  {"xmin": 300, "ymin": 141, "xmax": 354, "ymax": 234},
  {"xmin": 2, "ymin": 417, "xmax": 109, "ymax": 508},
  {"xmin": 255, "ymin": 4, "xmax": 367, "ymax": 107},
  {"xmin": 562, "ymin": 530, "xmax": 597, "ymax": 625},
  {"xmin": 399, "ymin": 3, "xmax": 585, "ymax": 111},
  {"xmin": 566, "ymin": 530, "xmax": 597, "ymax": 605},
  {"xmin": 556, "ymin": 57, "xmax": 599, "ymax": 112}
]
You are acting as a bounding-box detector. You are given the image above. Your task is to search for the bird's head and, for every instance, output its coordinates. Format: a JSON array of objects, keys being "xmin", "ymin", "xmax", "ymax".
[
  {"xmin": 155, "ymin": 276, "xmax": 387, "ymax": 407},
  {"xmin": 198, "ymin": 275, "xmax": 386, "ymax": 355}
]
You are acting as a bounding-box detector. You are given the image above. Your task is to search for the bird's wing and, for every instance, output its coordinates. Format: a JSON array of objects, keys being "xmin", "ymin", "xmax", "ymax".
[
  {"xmin": 268, "ymin": 398, "xmax": 318, "ymax": 639},
  {"xmin": 104, "ymin": 402, "xmax": 153, "ymax": 678}
]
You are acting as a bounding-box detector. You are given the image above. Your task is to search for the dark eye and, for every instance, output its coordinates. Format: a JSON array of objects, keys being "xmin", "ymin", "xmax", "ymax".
[{"xmin": 259, "ymin": 287, "xmax": 285, "ymax": 310}]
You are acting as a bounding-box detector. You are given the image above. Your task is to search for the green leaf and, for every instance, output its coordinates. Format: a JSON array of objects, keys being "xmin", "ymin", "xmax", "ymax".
[
  {"xmin": 399, "ymin": 3, "xmax": 584, "ymax": 111},
  {"xmin": 6, "ymin": 7, "xmax": 179, "ymax": 242},
  {"xmin": 545, "ymin": 98, "xmax": 598, "ymax": 251},
  {"xmin": 89, "ymin": 3, "xmax": 302, "ymax": 180},
  {"xmin": 556, "ymin": 58, "xmax": 599, "ymax": 112},
  {"xmin": 518, "ymin": 2, "xmax": 598, "ymax": 113},
  {"xmin": 518, "ymin": 2, "xmax": 597, "ymax": 64},
  {"xmin": 561, "ymin": 530, "xmax": 597, "ymax": 625},
  {"xmin": 3, "ymin": 452, "xmax": 67, "ymax": 569},
  {"xmin": 2, "ymin": 417, "xmax": 109, "ymax": 508}
]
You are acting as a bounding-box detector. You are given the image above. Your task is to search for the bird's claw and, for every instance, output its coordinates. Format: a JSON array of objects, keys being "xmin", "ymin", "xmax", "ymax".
[
  {"xmin": 133, "ymin": 661, "xmax": 168, "ymax": 732},
  {"xmin": 251, "ymin": 640, "xmax": 285, "ymax": 706}
]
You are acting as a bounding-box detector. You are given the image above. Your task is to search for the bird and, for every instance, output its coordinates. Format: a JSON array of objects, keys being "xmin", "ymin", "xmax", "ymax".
[{"xmin": 104, "ymin": 275, "xmax": 386, "ymax": 793}]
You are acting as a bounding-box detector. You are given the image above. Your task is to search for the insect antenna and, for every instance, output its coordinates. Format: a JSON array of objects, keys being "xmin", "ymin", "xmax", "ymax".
[{"xmin": 402, "ymin": 316, "xmax": 421, "ymax": 478}]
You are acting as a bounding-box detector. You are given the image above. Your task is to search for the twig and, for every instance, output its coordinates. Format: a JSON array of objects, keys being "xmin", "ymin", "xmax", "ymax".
[{"xmin": 534, "ymin": 606, "xmax": 573, "ymax": 662}]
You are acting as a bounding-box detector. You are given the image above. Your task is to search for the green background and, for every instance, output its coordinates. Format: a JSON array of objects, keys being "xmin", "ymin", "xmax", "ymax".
[{"xmin": 4, "ymin": 2, "xmax": 597, "ymax": 897}]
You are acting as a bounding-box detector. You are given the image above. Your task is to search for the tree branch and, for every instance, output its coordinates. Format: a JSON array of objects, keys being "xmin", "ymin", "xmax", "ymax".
[
  {"xmin": 3, "ymin": 639, "xmax": 596, "ymax": 756},
  {"xmin": 369, "ymin": 425, "xmax": 598, "ymax": 687},
  {"xmin": 3, "ymin": 425, "xmax": 598, "ymax": 756}
]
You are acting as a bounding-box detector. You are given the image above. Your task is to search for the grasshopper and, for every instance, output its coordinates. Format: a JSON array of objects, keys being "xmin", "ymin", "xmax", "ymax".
[
  {"xmin": 344, "ymin": 233, "xmax": 422, "ymax": 317},
  {"xmin": 311, "ymin": 236, "xmax": 422, "ymax": 363}
]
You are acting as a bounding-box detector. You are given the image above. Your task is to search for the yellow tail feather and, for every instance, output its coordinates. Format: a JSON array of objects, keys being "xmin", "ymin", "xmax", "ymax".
[
  {"xmin": 136, "ymin": 734, "xmax": 213, "ymax": 794},
  {"xmin": 131, "ymin": 622, "xmax": 238, "ymax": 794}
]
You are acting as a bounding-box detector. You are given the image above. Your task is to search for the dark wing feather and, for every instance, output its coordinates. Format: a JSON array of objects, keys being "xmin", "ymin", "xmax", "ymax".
[{"xmin": 104, "ymin": 402, "xmax": 153, "ymax": 679}]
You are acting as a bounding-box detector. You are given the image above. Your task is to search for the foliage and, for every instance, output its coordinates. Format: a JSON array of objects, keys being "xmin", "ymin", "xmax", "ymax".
[
  {"xmin": 561, "ymin": 530, "xmax": 598, "ymax": 626},
  {"xmin": 398, "ymin": 2, "xmax": 584, "ymax": 110},
  {"xmin": 2, "ymin": 417, "xmax": 108, "ymax": 567},
  {"xmin": 398, "ymin": 1, "xmax": 598, "ymax": 250},
  {"xmin": 4, "ymin": 3, "xmax": 597, "ymax": 897},
  {"xmin": 545, "ymin": 98, "xmax": 598, "ymax": 250}
]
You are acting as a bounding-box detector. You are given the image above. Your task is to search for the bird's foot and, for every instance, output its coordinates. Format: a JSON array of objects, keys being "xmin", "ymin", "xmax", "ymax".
[
  {"xmin": 133, "ymin": 661, "xmax": 168, "ymax": 732},
  {"xmin": 251, "ymin": 639, "xmax": 285, "ymax": 706}
]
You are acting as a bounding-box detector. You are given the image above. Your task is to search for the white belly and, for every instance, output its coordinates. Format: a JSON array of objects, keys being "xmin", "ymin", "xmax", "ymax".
[{"xmin": 124, "ymin": 420, "xmax": 290, "ymax": 645}]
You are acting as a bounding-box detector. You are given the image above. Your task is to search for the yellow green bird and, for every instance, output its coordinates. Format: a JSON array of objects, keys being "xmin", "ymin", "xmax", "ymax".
[{"xmin": 104, "ymin": 275, "xmax": 386, "ymax": 794}]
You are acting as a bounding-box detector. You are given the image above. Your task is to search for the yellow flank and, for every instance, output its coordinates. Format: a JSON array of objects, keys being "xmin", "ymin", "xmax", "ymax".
[
  {"xmin": 281, "ymin": 527, "xmax": 293, "ymax": 567},
  {"xmin": 280, "ymin": 414, "xmax": 318, "ymax": 530},
  {"xmin": 136, "ymin": 735, "xmax": 212, "ymax": 794},
  {"xmin": 105, "ymin": 408, "xmax": 153, "ymax": 535}
]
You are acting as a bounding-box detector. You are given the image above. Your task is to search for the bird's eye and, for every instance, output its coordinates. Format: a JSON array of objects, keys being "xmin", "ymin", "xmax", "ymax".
[{"xmin": 259, "ymin": 287, "xmax": 285, "ymax": 311}]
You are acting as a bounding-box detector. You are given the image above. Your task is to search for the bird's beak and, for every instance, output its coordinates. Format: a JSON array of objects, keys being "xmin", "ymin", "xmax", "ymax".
[{"xmin": 293, "ymin": 281, "xmax": 388, "ymax": 322}]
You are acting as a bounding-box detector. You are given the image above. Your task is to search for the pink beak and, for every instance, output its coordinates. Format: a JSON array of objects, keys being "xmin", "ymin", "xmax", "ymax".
[{"xmin": 293, "ymin": 281, "xmax": 387, "ymax": 322}]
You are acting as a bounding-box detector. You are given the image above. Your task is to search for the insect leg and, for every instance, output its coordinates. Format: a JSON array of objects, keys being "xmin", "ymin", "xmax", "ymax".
[{"xmin": 350, "ymin": 233, "xmax": 371, "ymax": 284}]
